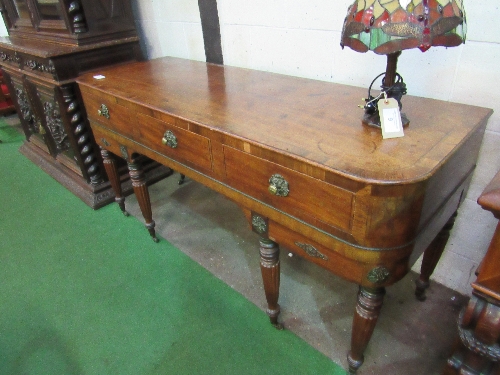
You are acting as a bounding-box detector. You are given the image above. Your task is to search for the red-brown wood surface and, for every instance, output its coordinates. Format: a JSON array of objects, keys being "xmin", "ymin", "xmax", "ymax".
[
  {"xmin": 77, "ymin": 56, "xmax": 492, "ymax": 374},
  {"xmin": 77, "ymin": 56, "xmax": 491, "ymax": 183},
  {"xmin": 78, "ymin": 56, "xmax": 492, "ymax": 257}
]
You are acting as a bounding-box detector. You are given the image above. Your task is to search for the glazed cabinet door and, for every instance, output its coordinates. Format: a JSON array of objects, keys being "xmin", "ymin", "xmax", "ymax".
[
  {"xmin": 0, "ymin": 0, "xmax": 35, "ymax": 30},
  {"xmin": 0, "ymin": 0, "xmax": 68, "ymax": 35}
]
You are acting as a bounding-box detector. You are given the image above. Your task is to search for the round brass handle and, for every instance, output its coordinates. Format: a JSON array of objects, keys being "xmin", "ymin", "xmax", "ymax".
[
  {"xmin": 97, "ymin": 104, "xmax": 110, "ymax": 119},
  {"xmin": 268, "ymin": 174, "xmax": 289, "ymax": 197},
  {"xmin": 162, "ymin": 130, "xmax": 178, "ymax": 148}
]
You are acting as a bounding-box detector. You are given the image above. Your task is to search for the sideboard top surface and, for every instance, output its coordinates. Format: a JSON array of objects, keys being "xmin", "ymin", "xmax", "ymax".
[{"xmin": 77, "ymin": 56, "xmax": 492, "ymax": 184}]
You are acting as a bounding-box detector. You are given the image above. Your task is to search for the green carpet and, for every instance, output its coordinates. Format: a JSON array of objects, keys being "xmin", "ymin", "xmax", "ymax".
[{"xmin": 0, "ymin": 119, "xmax": 346, "ymax": 375}]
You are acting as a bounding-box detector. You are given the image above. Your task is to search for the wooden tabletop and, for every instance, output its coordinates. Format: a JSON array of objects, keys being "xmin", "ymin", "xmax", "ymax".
[{"xmin": 77, "ymin": 56, "xmax": 492, "ymax": 184}]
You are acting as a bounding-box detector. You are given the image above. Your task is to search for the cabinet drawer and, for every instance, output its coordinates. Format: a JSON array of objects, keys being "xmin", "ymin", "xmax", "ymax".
[
  {"xmin": 268, "ymin": 220, "xmax": 364, "ymax": 284},
  {"xmin": 268, "ymin": 219, "xmax": 407, "ymax": 286},
  {"xmin": 80, "ymin": 90, "xmax": 137, "ymax": 140},
  {"xmin": 224, "ymin": 146, "xmax": 353, "ymax": 232},
  {"xmin": 136, "ymin": 113, "xmax": 212, "ymax": 172},
  {"xmin": 90, "ymin": 123, "xmax": 125, "ymax": 157}
]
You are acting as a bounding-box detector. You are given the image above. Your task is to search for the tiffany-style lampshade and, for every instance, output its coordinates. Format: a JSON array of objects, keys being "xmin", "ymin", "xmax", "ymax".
[{"xmin": 341, "ymin": 0, "xmax": 466, "ymax": 128}]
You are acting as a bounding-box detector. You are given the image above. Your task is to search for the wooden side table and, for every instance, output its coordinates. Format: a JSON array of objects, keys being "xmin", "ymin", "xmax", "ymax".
[
  {"xmin": 76, "ymin": 57, "xmax": 493, "ymax": 373},
  {"xmin": 444, "ymin": 171, "xmax": 500, "ymax": 375}
]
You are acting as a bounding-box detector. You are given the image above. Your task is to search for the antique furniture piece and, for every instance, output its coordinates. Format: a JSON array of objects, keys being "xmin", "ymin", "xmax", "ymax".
[
  {"xmin": 76, "ymin": 56, "xmax": 492, "ymax": 374},
  {"xmin": 443, "ymin": 171, "xmax": 500, "ymax": 375},
  {"xmin": 340, "ymin": 0, "xmax": 466, "ymax": 127},
  {"xmin": 0, "ymin": 0, "xmax": 170, "ymax": 208}
]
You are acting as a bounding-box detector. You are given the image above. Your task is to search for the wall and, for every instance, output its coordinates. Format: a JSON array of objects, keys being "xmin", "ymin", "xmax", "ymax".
[
  {"xmin": 7, "ymin": 1, "xmax": 498, "ymax": 295},
  {"xmin": 133, "ymin": 0, "xmax": 499, "ymax": 295}
]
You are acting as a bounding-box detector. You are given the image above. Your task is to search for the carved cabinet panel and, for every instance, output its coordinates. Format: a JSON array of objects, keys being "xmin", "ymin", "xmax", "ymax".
[{"xmin": 0, "ymin": 0, "xmax": 163, "ymax": 209}]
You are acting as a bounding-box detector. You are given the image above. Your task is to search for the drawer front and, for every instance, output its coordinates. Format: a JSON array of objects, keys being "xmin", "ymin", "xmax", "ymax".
[
  {"xmin": 224, "ymin": 146, "xmax": 353, "ymax": 232},
  {"xmin": 268, "ymin": 220, "xmax": 364, "ymax": 284},
  {"xmin": 268, "ymin": 219, "xmax": 408, "ymax": 287},
  {"xmin": 90, "ymin": 122, "xmax": 125, "ymax": 157},
  {"xmin": 136, "ymin": 113, "xmax": 212, "ymax": 172},
  {"xmin": 80, "ymin": 90, "xmax": 137, "ymax": 140}
]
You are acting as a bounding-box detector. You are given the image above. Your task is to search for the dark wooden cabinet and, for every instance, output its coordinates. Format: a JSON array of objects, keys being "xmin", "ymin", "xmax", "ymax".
[
  {"xmin": 0, "ymin": 0, "xmax": 137, "ymax": 45},
  {"xmin": 443, "ymin": 171, "xmax": 500, "ymax": 375},
  {"xmin": 0, "ymin": 0, "xmax": 169, "ymax": 208}
]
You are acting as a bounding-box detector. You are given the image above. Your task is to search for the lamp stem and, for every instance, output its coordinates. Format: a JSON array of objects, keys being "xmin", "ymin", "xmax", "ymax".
[{"xmin": 384, "ymin": 51, "xmax": 401, "ymax": 89}]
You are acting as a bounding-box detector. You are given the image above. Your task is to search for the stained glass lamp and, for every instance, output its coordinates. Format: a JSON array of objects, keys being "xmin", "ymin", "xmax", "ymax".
[{"xmin": 341, "ymin": 0, "xmax": 466, "ymax": 128}]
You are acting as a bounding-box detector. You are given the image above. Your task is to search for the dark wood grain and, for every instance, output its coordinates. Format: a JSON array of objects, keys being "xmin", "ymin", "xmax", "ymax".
[
  {"xmin": 0, "ymin": 0, "xmax": 167, "ymax": 209},
  {"xmin": 0, "ymin": 0, "xmax": 137, "ymax": 46}
]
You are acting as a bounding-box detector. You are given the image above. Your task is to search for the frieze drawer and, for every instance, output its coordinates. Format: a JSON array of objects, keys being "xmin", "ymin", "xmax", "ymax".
[
  {"xmin": 79, "ymin": 90, "xmax": 139, "ymax": 141},
  {"xmin": 224, "ymin": 146, "xmax": 353, "ymax": 232},
  {"xmin": 136, "ymin": 113, "xmax": 213, "ymax": 173}
]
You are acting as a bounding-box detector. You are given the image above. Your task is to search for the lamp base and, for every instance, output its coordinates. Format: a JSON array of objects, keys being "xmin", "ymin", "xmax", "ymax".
[{"xmin": 362, "ymin": 111, "xmax": 410, "ymax": 129}]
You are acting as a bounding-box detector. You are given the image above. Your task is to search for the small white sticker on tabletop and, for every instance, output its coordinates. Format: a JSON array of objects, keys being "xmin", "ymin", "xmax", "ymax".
[
  {"xmin": 93, "ymin": 75, "xmax": 106, "ymax": 80},
  {"xmin": 378, "ymin": 98, "xmax": 404, "ymax": 139}
]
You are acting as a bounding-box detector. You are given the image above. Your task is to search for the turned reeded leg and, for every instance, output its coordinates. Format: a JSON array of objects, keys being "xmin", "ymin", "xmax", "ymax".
[
  {"xmin": 348, "ymin": 286, "xmax": 386, "ymax": 374},
  {"xmin": 259, "ymin": 237, "xmax": 283, "ymax": 330},
  {"xmin": 101, "ymin": 148, "xmax": 128, "ymax": 216},
  {"xmin": 415, "ymin": 211, "xmax": 457, "ymax": 301},
  {"xmin": 128, "ymin": 158, "xmax": 158, "ymax": 243}
]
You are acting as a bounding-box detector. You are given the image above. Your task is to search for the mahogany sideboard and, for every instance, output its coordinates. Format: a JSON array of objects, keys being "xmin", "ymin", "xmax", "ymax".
[{"xmin": 76, "ymin": 56, "xmax": 492, "ymax": 373}]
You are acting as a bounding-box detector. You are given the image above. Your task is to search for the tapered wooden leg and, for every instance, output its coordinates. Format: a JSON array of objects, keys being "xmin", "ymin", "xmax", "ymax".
[
  {"xmin": 415, "ymin": 211, "xmax": 457, "ymax": 300},
  {"xmin": 259, "ymin": 237, "xmax": 283, "ymax": 329},
  {"xmin": 101, "ymin": 148, "xmax": 128, "ymax": 216},
  {"xmin": 128, "ymin": 158, "xmax": 158, "ymax": 243},
  {"xmin": 348, "ymin": 286, "xmax": 386, "ymax": 374},
  {"xmin": 178, "ymin": 173, "xmax": 186, "ymax": 185}
]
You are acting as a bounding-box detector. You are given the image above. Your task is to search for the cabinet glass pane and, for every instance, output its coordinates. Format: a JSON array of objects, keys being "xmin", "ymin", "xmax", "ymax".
[
  {"xmin": 12, "ymin": 0, "xmax": 30, "ymax": 19},
  {"xmin": 35, "ymin": 0, "xmax": 63, "ymax": 21}
]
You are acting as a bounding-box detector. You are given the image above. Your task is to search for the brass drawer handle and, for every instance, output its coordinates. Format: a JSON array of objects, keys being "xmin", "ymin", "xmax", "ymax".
[
  {"xmin": 162, "ymin": 130, "xmax": 178, "ymax": 148},
  {"xmin": 295, "ymin": 242, "xmax": 328, "ymax": 261},
  {"xmin": 97, "ymin": 104, "xmax": 110, "ymax": 119},
  {"xmin": 38, "ymin": 122, "xmax": 46, "ymax": 135},
  {"xmin": 268, "ymin": 174, "xmax": 289, "ymax": 197}
]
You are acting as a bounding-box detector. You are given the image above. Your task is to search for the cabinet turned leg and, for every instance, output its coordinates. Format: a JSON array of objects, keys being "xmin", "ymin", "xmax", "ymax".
[
  {"xmin": 101, "ymin": 148, "xmax": 128, "ymax": 216},
  {"xmin": 443, "ymin": 296, "xmax": 500, "ymax": 375},
  {"xmin": 259, "ymin": 238, "xmax": 283, "ymax": 330},
  {"xmin": 128, "ymin": 158, "xmax": 158, "ymax": 243},
  {"xmin": 348, "ymin": 286, "xmax": 386, "ymax": 374},
  {"xmin": 178, "ymin": 173, "xmax": 186, "ymax": 185},
  {"xmin": 415, "ymin": 211, "xmax": 457, "ymax": 301}
]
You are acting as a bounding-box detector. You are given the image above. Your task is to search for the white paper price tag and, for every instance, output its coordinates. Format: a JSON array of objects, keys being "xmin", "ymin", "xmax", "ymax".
[{"xmin": 378, "ymin": 98, "xmax": 404, "ymax": 139}]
